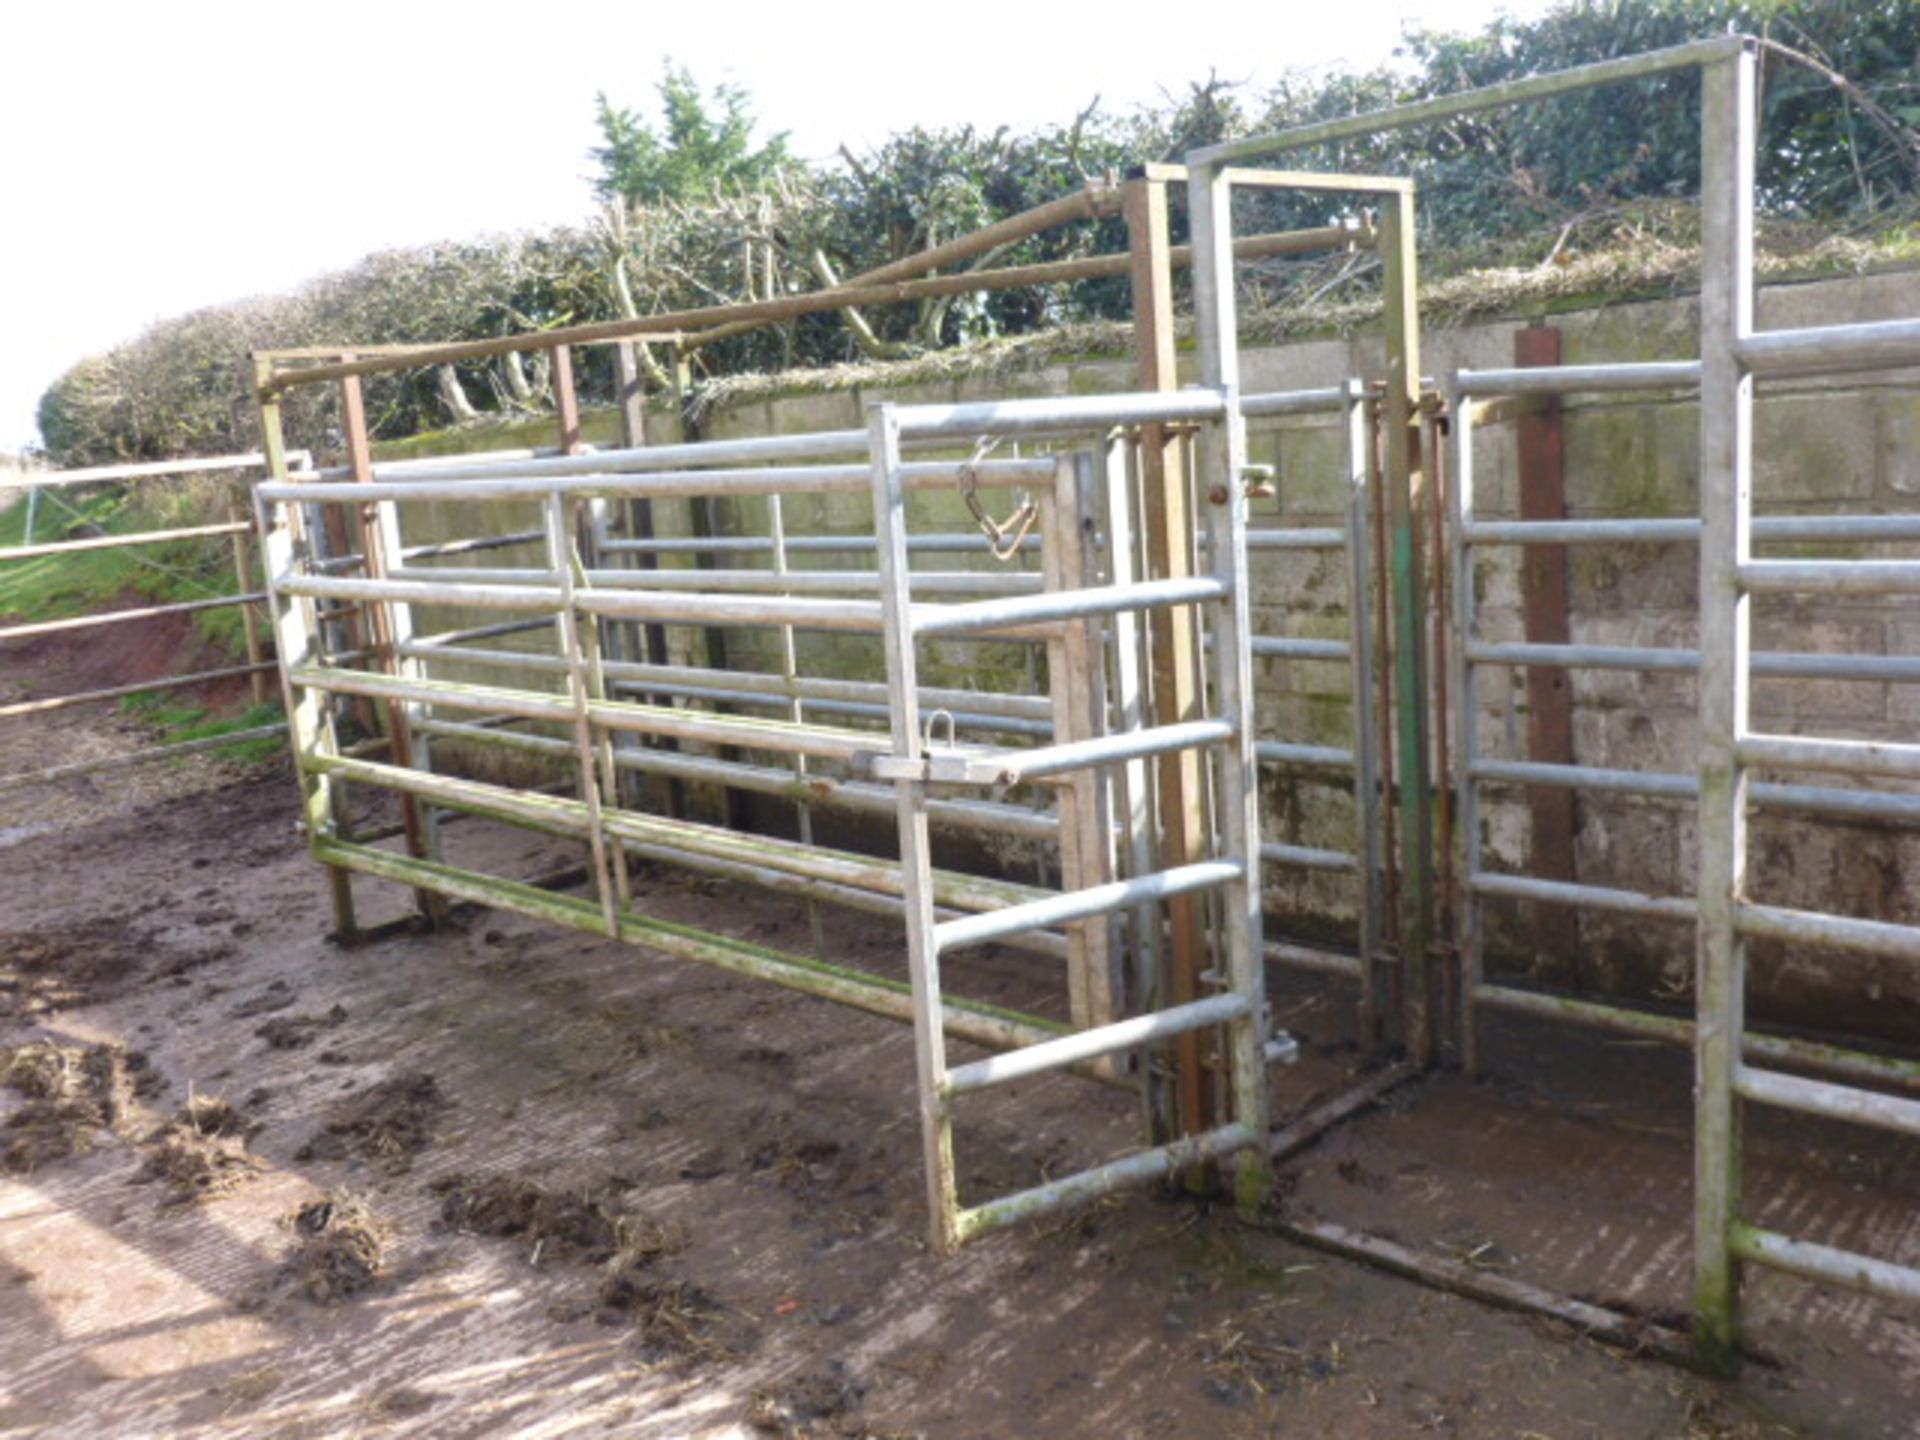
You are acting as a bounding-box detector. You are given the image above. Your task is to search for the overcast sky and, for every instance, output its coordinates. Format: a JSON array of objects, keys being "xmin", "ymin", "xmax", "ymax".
[{"xmin": 0, "ymin": 0, "xmax": 1556, "ymax": 453}]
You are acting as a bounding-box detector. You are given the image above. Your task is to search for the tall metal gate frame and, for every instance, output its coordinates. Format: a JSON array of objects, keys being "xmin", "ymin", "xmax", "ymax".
[
  {"xmin": 1192, "ymin": 34, "xmax": 1920, "ymax": 1364},
  {"xmin": 246, "ymin": 33, "xmax": 1920, "ymax": 1372}
]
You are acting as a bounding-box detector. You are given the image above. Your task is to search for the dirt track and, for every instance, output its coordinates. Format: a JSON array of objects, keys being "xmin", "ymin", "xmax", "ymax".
[{"xmin": 1, "ymin": 702, "xmax": 1916, "ymax": 1435}]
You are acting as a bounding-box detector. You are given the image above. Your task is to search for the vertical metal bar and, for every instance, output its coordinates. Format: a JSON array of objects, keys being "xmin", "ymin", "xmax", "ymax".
[
  {"xmin": 564, "ymin": 496, "xmax": 633, "ymax": 918},
  {"xmin": 1515, "ymin": 326, "xmax": 1580, "ymax": 981},
  {"xmin": 341, "ymin": 368, "xmax": 438, "ymax": 920},
  {"xmin": 1125, "ymin": 174, "xmax": 1214, "ymax": 1145},
  {"xmin": 227, "ymin": 486, "xmax": 270, "ymax": 706},
  {"xmin": 545, "ymin": 493, "xmax": 622, "ymax": 937},
  {"xmin": 1425, "ymin": 404, "xmax": 1457, "ymax": 1052},
  {"xmin": 1188, "ymin": 158, "xmax": 1273, "ymax": 1212},
  {"xmin": 767, "ymin": 488, "xmax": 826, "ymax": 958},
  {"xmin": 552, "ymin": 345, "xmax": 628, "ymax": 895},
  {"xmin": 551, "ymin": 343, "xmax": 583, "ymax": 455},
  {"xmin": 1450, "ymin": 397, "xmax": 1487, "ymax": 1074},
  {"xmin": 1045, "ymin": 457, "xmax": 1117, "ymax": 1032},
  {"xmin": 1343, "ymin": 381, "xmax": 1385, "ymax": 1046},
  {"xmin": 1098, "ymin": 439, "xmax": 1159, "ymax": 1017},
  {"xmin": 1368, "ymin": 406, "xmax": 1401, "ymax": 980},
  {"xmin": 251, "ymin": 354, "xmax": 356, "ymax": 941},
  {"xmin": 868, "ymin": 401, "xmax": 958, "ymax": 1251},
  {"xmin": 612, "ymin": 338, "xmax": 681, "ymax": 818},
  {"xmin": 1378, "ymin": 188, "xmax": 1436, "ymax": 1068},
  {"xmin": 1694, "ymin": 43, "xmax": 1758, "ymax": 1374}
]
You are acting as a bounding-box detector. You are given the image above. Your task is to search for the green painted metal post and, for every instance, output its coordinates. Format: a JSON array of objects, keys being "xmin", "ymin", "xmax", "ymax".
[{"xmin": 1378, "ymin": 191, "xmax": 1436, "ymax": 1068}]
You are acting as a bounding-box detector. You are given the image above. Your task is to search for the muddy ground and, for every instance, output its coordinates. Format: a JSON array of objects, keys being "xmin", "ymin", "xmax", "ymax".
[{"xmin": 2, "ymin": 668, "xmax": 1917, "ymax": 1436}]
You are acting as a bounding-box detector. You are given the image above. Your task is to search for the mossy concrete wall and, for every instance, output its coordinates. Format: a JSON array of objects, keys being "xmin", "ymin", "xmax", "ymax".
[{"xmin": 377, "ymin": 267, "xmax": 1920, "ymax": 1041}]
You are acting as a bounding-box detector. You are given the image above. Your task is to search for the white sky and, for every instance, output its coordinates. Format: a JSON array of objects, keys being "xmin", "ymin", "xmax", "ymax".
[{"xmin": 0, "ymin": 0, "xmax": 1555, "ymax": 453}]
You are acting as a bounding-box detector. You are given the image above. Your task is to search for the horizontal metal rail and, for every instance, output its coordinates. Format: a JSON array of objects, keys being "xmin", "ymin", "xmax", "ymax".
[
  {"xmin": 17, "ymin": 452, "xmax": 299, "ymax": 489},
  {"xmin": 944, "ymin": 992, "xmax": 1251, "ymax": 1095},
  {"xmin": 1245, "ymin": 528, "xmax": 1346, "ymax": 551},
  {"xmin": 893, "ymin": 389, "xmax": 1227, "ymax": 439},
  {"xmin": 599, "ymin": 532, "xmax": 1038, "ymax": 557},
  {"xmin": 1, "ymin": 520, "xmax": 250, "ymax": 562},
  {"xmin": 1737, "ymin": 732, "xmax": 1920, "ymax": 782},
  {"xmin": 935, "ymin": 719, "xmax": 1236, "ymax": 786},
  {"xmin": 1457, "ymin": 360, "xmax": 1704, "ymax": 395},
  {"xmin": 934, "ymin": 860, "xmax": 1241, "ymax": 955},
  {"xmin": 1729, "ymin": 1226, "xmax": 1920, "ymax": 1306},
  {"xmin": 291, "ymin": 665, "xmax": 887, "ymax": 761},
  {"xmin": 1467, "ymin": 514, "xmax": 1920, "ymax": 546},
  {"xmin": 1256, "ymin": 740, "xmax": 1354, "ymax": 770},
  {"xmin": 320, "ymin": 530, "xmax": 552, "ymax": 572},
  {"xmin": 0, "ymin": 721, "xmax": 288, "ymax": 794},
  {"xmin": 911, "ymin": 576, "xmax": 1228, "ymax": 637},
  {"xmin": 0, "ymin": 591, "xmax": 266, "ymax": 643},
  {"xmin": 1241, "ymin": 387, "xmax": 1344, "ymax": 418},
  {"xmin": 1473, "ymin": 982, "xmax": 1920, "ymax": 1093},
  {"xmin": 1192, "ymin": 35, "xmax": 1740, "ymax": 167},
  {"xmin": 1467, "ymin": 640, "xmax": 1920, "ymax": 685},
  {"xmin": 1736, "ymin": 1065, "xmax": 1920, "ymax": 1139},
  {"xmin": 390, "ymin": 564, "xmax": 1045, "ymax": 600},
  {"xmin": 603, "ymin": 684, "xmax": 1048, "ymax": 741},
  {"xmin": 312, "ymin": 838, "xmax": 1083, "ymax": 1067},
  {"xmin": 1470, "ymin": 756, "xmax": 1920, "ymax": 824},
  {"xmin": 1736, "ymin": 317, "xmax": 1920, "ymax": 379},
  {"xmin": 1266, "ymin": 939, "xmax": 1364, "ymax": 979},
  {"xmin": 952, "ymin": 1121, "xmax": 1259, "ymax": 1244},
  {"xmin": 1260, "ymin": 841, "xmax": 1357, "ymax": 872},
  {"xmin": 314, "ymin": 750, "xmax": 1062, "ymax": 935},
  {"xmin": 1465, "ymin": 517, "xmax": 1699, "ymax": 546},
  {"xmin": 410, "ymin": 715, "xmax": 1060, "ymax": 841},
  {"xmin": 1736, "ymin": 901, "xmax": 1920, "ymax": 963},
  {"xmin": 608, "ymin": 834, "xmax": 1066, "ymax": 962},
  {"xmin": 258, "ymin": 456, "xmax": 1054, "ymax": 506},
  {"xmin": 405, "ymin": 648, "xmax": 1052, "ymax": 726},
  {"xmin": 1252, "ymin": 636, "xmax": 1350, "ymax": 661},
  {"xmin": 1740, "ymin": 560, "xmax": 1920, "ymax": 595},
  {"xmin": 0, "ymin": 661, "xmax": 279, "ymax": 719},
  {"xmin": 1471, "ymin": 871, "xmax": 1696, "ymax": 922}
]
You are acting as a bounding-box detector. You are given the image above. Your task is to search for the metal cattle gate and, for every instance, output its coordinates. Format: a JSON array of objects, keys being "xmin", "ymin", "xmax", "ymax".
[
  {"xmin": 252, "ymin": 386, "xmax": 1338, "ymax": 1248},
  {"xmin": 0, "ymin": 451, "xmax": 294, "ymax": 793},
  {"xmin": 1191, "ymin": 34, "xmax": 1920, "ymax": 1364},
  {"xmin": 246, "ymin": 34, "xmax": 1920, "ymax": 1372}
]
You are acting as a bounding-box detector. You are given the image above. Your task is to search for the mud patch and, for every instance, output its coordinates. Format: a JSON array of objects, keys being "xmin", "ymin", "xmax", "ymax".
[
  {"xmin": 134, "ymin": 1095, "xmax": 262, "ymax": 1210},
  {"xmin": 0, "ymin": 920, "xmax": 153, "ymax": 1016},
  {"xmin": 296, "ymin": 1072, "xmax": 446, "ymax": 1172},
  {"xmin": 598, "ymin": 1271, "xmax": 725, "ymax": 1357},
  {"xmin": 748, "ymin": 1365, "xmax": 875, "ymax": 1439},
  {"xmin": 255, "ymin": 1004, "xmax": 347, "ymax": 1051},
  {"xmin": 434, "ymin": 1171, "xmax": 676, "ymax": 1266},
  {"xmin": 281, "ymin": 1193, "xmax": 389, "ymax": 1303},
  {"xmin": 0, "ymin": 1042, "xmax": 153, "ymax": 1172}
]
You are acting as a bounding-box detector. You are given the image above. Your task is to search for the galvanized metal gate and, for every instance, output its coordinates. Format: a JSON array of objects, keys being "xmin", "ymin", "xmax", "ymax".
[{"xmin": 249, "ymin": 31, "xmax": 1920, "ymax": 1370}]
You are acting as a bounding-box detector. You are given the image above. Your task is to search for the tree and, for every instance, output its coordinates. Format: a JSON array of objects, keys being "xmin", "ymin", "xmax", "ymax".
[{"xmin": 591, "ymin": 65, "xmax": 798, "ymax": 207}]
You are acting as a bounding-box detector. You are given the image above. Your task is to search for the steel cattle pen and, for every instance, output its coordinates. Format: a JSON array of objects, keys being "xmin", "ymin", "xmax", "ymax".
[{"xmin": 238, "ymin": 34, "xmax": 1920, "ymax": 1376}]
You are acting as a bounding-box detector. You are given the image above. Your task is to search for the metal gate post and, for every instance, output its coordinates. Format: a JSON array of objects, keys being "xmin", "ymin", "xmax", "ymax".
[
  {"xmin": 1342, "ymin": 381, "xmax": 1387, "ymax": 1045},
  {"xmin": 867, "ymin": 400, "xmax": 961, "ymax": 1251},
  {"xmin": 1692, "ymin": 43, "xmax": 1758, "ymax": 1373},
  {"xmin": 251, "ymin": 354, "xmax": 357, "ymax": 942},
  {"xmin": 1187, "ymin": 158, "xmax": 1275, "ymax": 1210},
  {"xmin": 1377, "ymin": 189, "xmax": 1437, "ymax": 1068}
]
